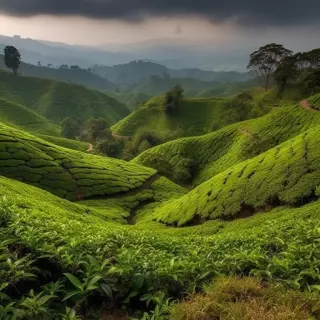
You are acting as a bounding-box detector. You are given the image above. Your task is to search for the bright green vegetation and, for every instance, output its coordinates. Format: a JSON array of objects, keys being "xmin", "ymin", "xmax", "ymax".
[
  {"xmin": 0, "ymin": 97, "xmax": 60, "ymax": 136},
  {"xmin": 113, "ymin": 96, "xmax": 271, "ymax": 138},
  {"xmin": 1, "ymin": 173, "xmax": 320, "ymax": 318},
  {"xmin": 139, "ymin": 124, "xmax": 320, "ymax": 225},
  {"xmin": 0, "ymin": 54, "xmax": 116, "ymax": 91},
  {"xmin": 309, "ymin": 92, "xmax": 320, "ymax": 109},
  {"xmin": 37, "ymin": 134, "xmax": 89, "ymax": 152},
  {"xmin": 0, "ymin": 122, "xmax": 155, "ymax": 201},
  {"xmin": 0, "ymin": 69, "xmax": 129, "ymax": 124},
  {"xmin": 135, "ymin": 100, "xmax": 320, "ymax": 185}
]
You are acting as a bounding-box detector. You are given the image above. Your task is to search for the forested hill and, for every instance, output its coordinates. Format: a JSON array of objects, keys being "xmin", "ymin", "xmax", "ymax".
[
  {"xmin": 0, "ymin": 54, "xmax": 116, "ymax": 92},
  {"xmin": 92, "ymin": 60, "xmax": 249, "ymax": 85}
]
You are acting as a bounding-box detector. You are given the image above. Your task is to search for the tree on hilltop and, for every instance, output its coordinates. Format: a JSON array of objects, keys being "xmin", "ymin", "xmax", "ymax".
[
  {"xmin": 4, "ymin": 45, "xmax": 21, "ymax": 74},
  {"xmin": 164, "ymin": 85, "xmax": 184, "ymax": 114},
  {"xmin": 248, "ymin": 43, "xmax": 293, "ymax": 91}
]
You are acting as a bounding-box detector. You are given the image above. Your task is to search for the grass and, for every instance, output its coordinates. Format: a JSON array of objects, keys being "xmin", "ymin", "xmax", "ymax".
[
  {"xmin": 0, "ymin": 97, "xmax": 60, "ymax": 136},
  {"xmin": 171, "ymin": 276, "xmax": 319, "ymax": 320},
  {"xmin": 0, "ymin": 69, "xmax": 129, "ymax": 124}
]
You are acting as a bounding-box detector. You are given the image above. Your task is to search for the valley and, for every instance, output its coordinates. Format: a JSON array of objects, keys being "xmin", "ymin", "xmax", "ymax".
[{"xmin": 0, "ymin": 38, "xmax": 320, "ymax": 320}]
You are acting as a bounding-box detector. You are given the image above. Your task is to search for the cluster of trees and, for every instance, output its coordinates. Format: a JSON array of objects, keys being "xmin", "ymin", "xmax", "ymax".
[
  {"xmin": 248, "ymin": 43, "xmax": 320, "ymax": 95},
  {"xmin": 163, "ymin": 85, "xmax": 184, "ymax": 114},
  {"xmin": 61, "ymin": 117, "xmax": 124, "ymax": 158}
]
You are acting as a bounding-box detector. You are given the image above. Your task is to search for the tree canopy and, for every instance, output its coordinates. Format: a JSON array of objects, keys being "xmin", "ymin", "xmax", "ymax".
[
  {"xmin": 247, "ymin": 43, "xmax": 293, "ymax": 91},
  {"xmin": 4, "ymin": 46, "xmax": 21, "ymax": 75}
]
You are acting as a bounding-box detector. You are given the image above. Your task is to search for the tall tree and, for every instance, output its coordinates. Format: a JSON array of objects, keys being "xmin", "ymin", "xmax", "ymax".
[
  {"xmin": 4, "ymin": 46, "xmax": 21, "ymax": 75},
  {"xmin": 247, "ymin": 43, "xmax": 293, "ymax": 91}
]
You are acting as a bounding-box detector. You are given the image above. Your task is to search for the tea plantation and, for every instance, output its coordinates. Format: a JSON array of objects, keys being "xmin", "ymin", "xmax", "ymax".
[
  {"xmin": 1, "ymin": 91, "xmax": 320, "ymax": 319},
  {"xmin": 135, "ymin": 101, "xmax": 320, "ymax": 184}
]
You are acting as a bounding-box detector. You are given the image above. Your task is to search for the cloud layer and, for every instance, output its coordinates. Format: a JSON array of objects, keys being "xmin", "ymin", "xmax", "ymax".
[{"xmin": 0, "ymin": 0, "xmax": 319, "ymax": 26}]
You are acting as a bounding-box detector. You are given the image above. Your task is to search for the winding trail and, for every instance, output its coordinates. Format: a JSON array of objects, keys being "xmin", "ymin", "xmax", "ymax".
[
  {"xmin": 300, "ymin": 99, "xmax": 320, "ymax": 113},
  {"xmin": 87, "ymin": 143, "xmax": 94, "ymax": 152}
]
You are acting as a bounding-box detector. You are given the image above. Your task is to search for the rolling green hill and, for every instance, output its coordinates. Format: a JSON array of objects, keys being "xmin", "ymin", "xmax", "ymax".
[
  {"xmin": 0, "ymin": 54, "xmax": 116, "ymax": 91},
  {"xmin": 113, "ymin": 96, "xmax": 271, "ymax": 139},
  {"xmin": 0, "ymin": 97, "xmax": 60, "ymax": 136},
  {"xmin": 0, "ymin": 122, "xmax": 157, "ymax": 201},
  {"xmin": 134, "ymin": 97, "xmax": 320, "ymax": 185},
  {"xmin": 108, "ymin": 91, "xmax": 152, "ymax": 110},
  {"xmin": 137, "ymin": 124, "xmax": 320, "ymax": 226},
  {"xmin": 0, "ymin": 69, "xmax": 129, "ymax": 124}
]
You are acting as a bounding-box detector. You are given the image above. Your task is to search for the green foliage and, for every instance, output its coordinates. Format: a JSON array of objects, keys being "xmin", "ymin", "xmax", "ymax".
[
  {"xmin": 4, "ymin": 46, "xmax": 21, "ymax": 74},
  {"xmin": 85, "ymin": 117, "xmax": 112, "ymax": 142},
  {"xmin": 61, "ymin": 117, "xmax": 82, "ymax": 139},
  {"xmin": 247, "ymin": 43, "xmax": 293, "ymax": 90},
  {"xmin": 95, "ymin": 139, "xmax": 124, "ymax": 158},
  {"xmin": 163, "ymin": 85, "xmax": 184, "ymax": 114}
]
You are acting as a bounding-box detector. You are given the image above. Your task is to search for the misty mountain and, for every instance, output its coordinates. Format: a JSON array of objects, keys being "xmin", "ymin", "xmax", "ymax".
[
  {"xmin": 0, "ymin": 35, "xmax": 249, "ymax": 71},
  {"xmin": 0, "ymin": 35, "xmax": 132, "ymax": 68},
  {"xmin": 92, "ymin": 60, "xmax": 249, "ymax": 86}
]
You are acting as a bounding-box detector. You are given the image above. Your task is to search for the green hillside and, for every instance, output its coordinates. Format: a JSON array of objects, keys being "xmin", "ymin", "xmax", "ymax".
[
  {"xmin": 138, "ymin": 124, "xmax": 320, "ymax": 226},
  {"xmin": 0, "ymin": 97, "xmax": 60, "ymax": 136},
  {"xmin": 0, "ymin": 54, "xmax": 116, "ymax": 91},
  {"xmin": 108, "ymin": 91, "xmax": 152, "ymax": 110},
  {"xmin": 0, "ymin": 69, "xmax": 129, "ymax": 124},
  {"xmin": 127, "ymin": 75, "xmax": 219, "ymax": 96},
  {"xmin": 0, "ymin": 122, "xmax": 157, "ymax": 201},
  {"xmin": 134, "ymin": 99, "xmax": 320, "ymax": 185},
  {"xmin": 2, "ymin": 168, "xmax": 320, "ymax": 318},
  {"xmin": 113, "ymin": 96, "xmax": 271, "ymax": 139}
]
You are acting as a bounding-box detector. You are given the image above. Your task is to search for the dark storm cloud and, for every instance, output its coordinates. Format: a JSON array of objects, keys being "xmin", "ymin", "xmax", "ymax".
[{"xmin": 0, "ymin": 0, "xmax": 319, "ymax": 26}]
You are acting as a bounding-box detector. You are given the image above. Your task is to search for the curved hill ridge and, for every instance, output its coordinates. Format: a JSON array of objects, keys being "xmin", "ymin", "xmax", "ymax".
[
  {"xmin": 134, "ymin": 98, "xmax": 320, "ymax": 185},
  {"xmin": 0, "ymin": 97, "xmax": 60, "ymax": 136},
  {"xmin": 0, "ymin": 70, "xmax": 129, "ymax": 124},
  {"xmin": 0, "ymin": 122, "xmax": 155, "ymax": 201},
  {"xmin": 113, "ymin": 96, "xmax": 271, "ymax": 138},
  {"xmin": 137, "ymin": 124, "xmax": 320, "ymax": 226}
]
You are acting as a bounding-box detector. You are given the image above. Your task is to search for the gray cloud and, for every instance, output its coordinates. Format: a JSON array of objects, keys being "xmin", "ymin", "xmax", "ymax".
[{"xmin": 0, "ymin": 0, "xmax": 319, "ymax": 26}]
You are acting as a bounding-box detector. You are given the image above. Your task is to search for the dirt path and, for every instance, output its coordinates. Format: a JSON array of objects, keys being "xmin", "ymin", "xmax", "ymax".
[
  {"xmin": 239, "ymin": 128, "xmax": 253, "ymax": 138},
  {"xmin": 87, "ymin": 143, "xmax": 93, "ymax": 152},
  {"xmin": 300, "ymin": 99, "xmax": 320, "ymax": 113}
]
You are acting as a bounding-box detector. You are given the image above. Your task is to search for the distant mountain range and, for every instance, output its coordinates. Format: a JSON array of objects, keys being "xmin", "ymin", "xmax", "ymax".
[
  {"xmin": 92, "ymin": 60, "xmax": 249, "ymax": 87},
  {"xmin": 0, "ymin": 34, "xmax": 249, "ymax": 71},
  {"xmin": 0, "ymin": 54, "xmax": 115, "ymax": 92}
]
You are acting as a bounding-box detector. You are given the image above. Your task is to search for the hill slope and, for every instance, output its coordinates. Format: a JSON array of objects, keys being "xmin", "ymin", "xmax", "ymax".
[
  {"xmin": 0, "ymin": 54, "xmax": 116, "ymax": 91},
  {"xmin": 113, "ymin": 96, "xmax": 271, "ymax": 139},
  {"xmin": 134, "ymin": 97, "xmax": 320, "ymax": 184},
  {"xmin": 138, "ymin": 124, "xmax": 320, "ymax": 226},
  {"xmin": 0, "ymin": 122, "xmax": 156, "ymax": 201},
  {"xmin": 0, "ymin": 97, "xmax": 60, "ymax": 136},
  {"xmin": 0, "ymin": 70, "xmax": 129, "ymax": 124}
]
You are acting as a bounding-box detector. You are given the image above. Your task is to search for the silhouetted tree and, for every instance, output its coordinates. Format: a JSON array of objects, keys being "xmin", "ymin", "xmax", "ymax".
[
  {"xmin": 164, "ymin": 85, "xmax": 184, "ymax": 114},
  {"xmin": 247, "ymin": 43, "xmax": 293, "ymax": 91},
  {"xmin": 85, "ymin": 118, "xmax": 112, "ymax": 142},
  {"xmin": 61, "ymin": 117, "xmax": 82, "ymax": 139},
  {"xmin": 4, "ymin": 45, "xmax": 21, "ymax": 74}
]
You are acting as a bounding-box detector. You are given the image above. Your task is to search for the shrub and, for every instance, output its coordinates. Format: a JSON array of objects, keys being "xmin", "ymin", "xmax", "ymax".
[{"xmin": 96, "ymin": 139, "xmax": 124, "ymax": 158}]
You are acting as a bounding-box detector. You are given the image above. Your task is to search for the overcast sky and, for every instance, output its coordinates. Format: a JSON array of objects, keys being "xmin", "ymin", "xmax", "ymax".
[{"xmin": 0, "ymin": 0, "xmax": 319, "ymax": 50}]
